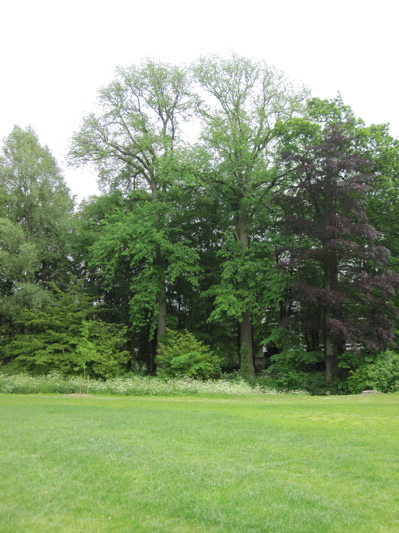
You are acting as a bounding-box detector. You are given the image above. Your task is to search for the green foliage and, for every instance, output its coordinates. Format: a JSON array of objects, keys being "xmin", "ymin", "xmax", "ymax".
[
  {"xmin": 306, "ymin": 94, "xmax": 360, "ymax": 125},
  {"xmin": 207, "ymin": 237, "xmax": 285, "ymax": 322},
  {"xmin": 0, "ymin": 219, "xmax": 39, "ymax": 287},
  {"xmin": 85, "ymin": 321, "xmax": 130, "ymax": 378},
  {"xmin": 193, "ymin": 55, "xmax": 309, "ymax": 377},
  {"xmin": 86, "ymin": 198, "xmax": 200, "ymax": 336},
  {"xmin": 346, "ymin": 350, "xmax": 399, "ymax": 393},
  {"xmin": 0, "ymin": 126, "xmax": 76, "ymax": 366},
  {"xmin": 0, "ymin": 125, "xmax": 74, "ymax": 284},
  {"xmin": 253, "ymin": 369, "xmax": 329, "ymax": 395},
  {"xmin": 2, "ymin": 66, "xmax": 398, "ymax": 391},
  {"xmin": 69, "ymin": 61, "xmax": 201, "ymax": 362},
  {"xmin": 261, "ymin": 328, "xmax": 324, "ymax": 391},
  {"xmin": 1, "ymin": 284, "xmax": 129, "ymax": 378},
  {"xmin": 157, "ymin": 329, "xmax": 221, "ymax": 379}
]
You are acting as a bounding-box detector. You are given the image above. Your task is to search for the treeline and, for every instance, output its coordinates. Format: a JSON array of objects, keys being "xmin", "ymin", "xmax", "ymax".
[{"xmin": 1, "ymin": 55, "xmax": 399, "ymax": 392}]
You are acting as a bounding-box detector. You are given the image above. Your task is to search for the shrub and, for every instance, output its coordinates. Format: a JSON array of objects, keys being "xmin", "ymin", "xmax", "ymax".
[
  {"xmin": 346, "ymin": 350, "xmax": 399, "ymax": 393},
  {"xmin": 2, "ymin": 285, "xmax": 129, "ymax": 379},
  {"xmin": 261, "ymin": 327, "xmax": 324, "ymax": 391},
  {"xmin": 156, "ymin": 329, "xmax": 222, "ymax": 379}
]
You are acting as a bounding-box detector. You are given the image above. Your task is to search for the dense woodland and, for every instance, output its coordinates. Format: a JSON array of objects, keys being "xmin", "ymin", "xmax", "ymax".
[{"xmin": 2, "ymin": 55, "xmax": 399, "ymax": 392}]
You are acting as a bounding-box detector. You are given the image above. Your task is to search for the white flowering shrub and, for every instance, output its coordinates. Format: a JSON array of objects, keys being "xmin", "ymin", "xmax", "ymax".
[{"xmin": 0, "ymin": 372, "xmax": 286, "ymax": 396}]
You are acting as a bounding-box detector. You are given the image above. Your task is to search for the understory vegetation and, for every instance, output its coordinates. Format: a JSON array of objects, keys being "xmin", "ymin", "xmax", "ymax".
[
  {"xmin": 1, "ymin": 353, "xmax": 399, "ymax": 396},
  {"xmin": 2, "ymin": 54, "xmax": 399, "ymax": 392},
  {"xmin": 0, "ymin": 372, "xmax": 276, "ymax": 397}
]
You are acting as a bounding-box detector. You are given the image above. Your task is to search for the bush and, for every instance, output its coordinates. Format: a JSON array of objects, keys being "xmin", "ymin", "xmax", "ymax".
[
  {"xmin": 261, "ymin": 327, "xmax": 324, "ymax": 391},
  {"xmin": 346, "ymin": 350, "xmax": 399, "ymax": 393},
  {"xmin": 156, "ymin": 329, "xmax": 222, "ymax": 379},
  {"xmin": 1, "ymin": 285, "xmax": 129, "ymax": 379},
  {"xmin": 250, "ymin": 369, "xmax": 325, "ymax": 395}
]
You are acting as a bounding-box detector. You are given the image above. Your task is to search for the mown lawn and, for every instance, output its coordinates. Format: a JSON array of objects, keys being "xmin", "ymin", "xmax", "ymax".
[{"xmin": 0, "ymin": 393, "xmax": 398, "ymax": 532}]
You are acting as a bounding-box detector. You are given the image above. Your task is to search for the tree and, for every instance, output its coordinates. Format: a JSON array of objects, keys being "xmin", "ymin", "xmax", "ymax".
[
  {"xmin": 0, "ymin": 126, "xmax": 74, "ymax": 286},
  {"xmin": 69, "ymin": 60, "xmax": 200, "ymax": 365},
  {"xmin": 0, "ymin": 126, "xmax": 74, "ymax": 349},
  {"xmin": 192, "ymin": 54, "xmax": 309, "ymax": 376},
  {"xmin": 363, "ymin": 123, "xmax": 399, "ymax": 266},
  {"xmin": 275, "ymin": 119, "xmax": 399, "ymax": 382},
  {"xmin": 0, "ymin": 218, "xmax": 39, "ymax": 290}
]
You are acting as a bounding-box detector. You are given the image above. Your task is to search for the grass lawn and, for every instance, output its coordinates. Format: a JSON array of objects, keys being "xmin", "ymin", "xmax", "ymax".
[{"xmin": 0, "ymin": 393, "xmax": 398, "ymax": 532}]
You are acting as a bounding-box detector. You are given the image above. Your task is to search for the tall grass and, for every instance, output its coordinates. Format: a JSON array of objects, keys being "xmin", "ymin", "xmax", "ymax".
[{"xmin": 0, "ymin": 372, "xmax": 290, "ymax": 397}]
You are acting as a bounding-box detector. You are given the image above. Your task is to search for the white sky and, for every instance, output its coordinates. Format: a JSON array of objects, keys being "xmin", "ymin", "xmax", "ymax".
[{"xmin": 1, "ymin": 0, "xmax": 398, "ymax": 203}]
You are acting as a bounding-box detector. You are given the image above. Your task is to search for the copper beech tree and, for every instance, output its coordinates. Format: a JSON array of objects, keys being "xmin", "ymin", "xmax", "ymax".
[{"xmin": 275, "ymin": 121, "xmax": 399, "ymax": 382}]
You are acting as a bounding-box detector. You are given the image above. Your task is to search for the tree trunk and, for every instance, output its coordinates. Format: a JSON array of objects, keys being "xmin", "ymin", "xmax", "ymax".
[
  {"xmin": 236, "ymin": 205, "xmax": 255, "ymax": 377},
  {"xmin": 152, "ymin": 181, "xmax": 167, "ymax": 355},
  {"xmin": 324, "ymin": 264, "xmax": 338, "ymax": 382},
  {"xmin": 155, "ymin": 243, "xmax": 167, "ymax": 372},
  {"xmin": 324, "ymin": 314, "xmax": 335, "ymax": 383},
  {"xmin": 157, "ymin": 283, "xmax": 166, "ymax": 341},
  {"xmin": 240, "ymin": 310, "xmax": 254, "ymax": 377}
]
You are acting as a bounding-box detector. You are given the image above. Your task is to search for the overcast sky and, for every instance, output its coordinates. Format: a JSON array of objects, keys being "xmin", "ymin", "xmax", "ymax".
[{"xmin": 1, "ymin": 0, "xmax": 397, "ymax": 202}]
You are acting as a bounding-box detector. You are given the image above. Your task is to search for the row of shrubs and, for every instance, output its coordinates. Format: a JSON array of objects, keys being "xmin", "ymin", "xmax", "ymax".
[
  {"xmin": 1, "ymin": 350, "xmax": 398, "ymax": 396},
  {"xmin": 258, "ymin": 350, "xmax": 399, "ymax": 394},
  {"xmin": 157, "ymin": 330, "xmax": 399, "ymax": 394},
  {"xmin": 2, "ymin": 326, "xmax": 399, "ymax": 395}
]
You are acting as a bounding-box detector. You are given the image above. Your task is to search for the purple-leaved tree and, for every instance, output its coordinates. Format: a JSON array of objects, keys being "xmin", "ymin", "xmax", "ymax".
[{"xmin": 275, "ymin": 122, "xmax": 399, "ymax": 382}]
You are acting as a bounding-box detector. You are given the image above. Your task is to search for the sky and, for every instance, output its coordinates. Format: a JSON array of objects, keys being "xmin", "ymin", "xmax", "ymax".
[{"xmin": 1, "ymin": 0, "xmax": 398, "ymax": 203}]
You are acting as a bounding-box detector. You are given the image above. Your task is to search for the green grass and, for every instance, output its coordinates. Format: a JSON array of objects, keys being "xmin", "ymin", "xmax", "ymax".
[{"xmin": 0, "ymin": 393, "xmax": 398, "ymax": 532}]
